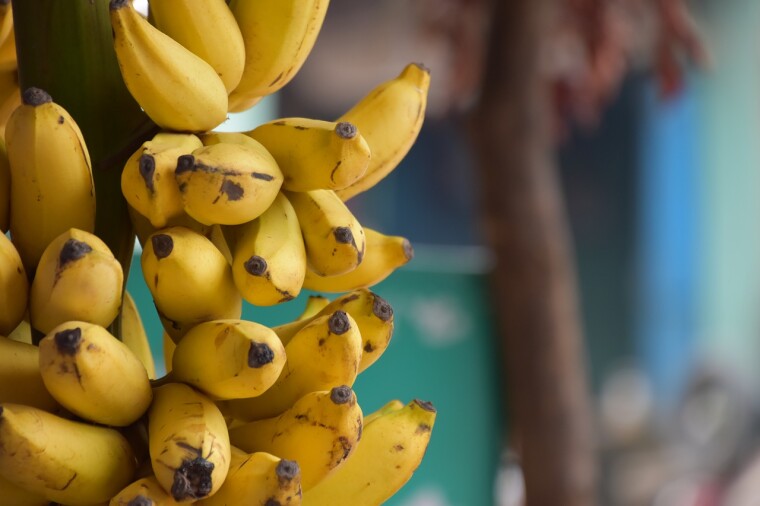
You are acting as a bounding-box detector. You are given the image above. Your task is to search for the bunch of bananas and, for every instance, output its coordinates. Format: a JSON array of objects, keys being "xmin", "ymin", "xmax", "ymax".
[{"xmin": 0, "ymin": 0, "xmax": 436, "ymax": 504}]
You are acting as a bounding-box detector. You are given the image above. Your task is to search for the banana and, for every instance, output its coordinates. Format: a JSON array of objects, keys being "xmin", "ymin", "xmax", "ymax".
[
  {"xmin": 149, "ymin": 0, "xmax": 245, "ymax": 93},
  {"xmin": 303, "ymin": 399, "xmax": 437, "ymax": 505},
  {"xmin": 148, "ymin": 382, "xmax": 231, "ymax": 502},
  {"xmin": 219, "ymin": 310, "xmax": 361, "ymax": 422},
  {"xmin": 335, "ymin": 63, "xmax": 431, "ymax": 201},
  {"xmin": 227, "ymin": 0, "xmax": 329, "ymax": 112},
  {"xmin": 6, "ymin": 87, "xmax": 96, "ymax": 273},
  {"xmin": 362, "ymin": 399, "xmax": 405, "ymax": 426},
  {"xmin": 109, "ymin": 0, "xmax": 228, "ymax": 132},
  {"xmin": 174, "ymin": 141, "xmax": 283, "ymax": 226},
  {"xmin": 163, "ymin": 331, "xmax": 175, "ymax": 374},
  {"xmin": 285, "ymin": 189, "xmax": 365, "ymax": 276},
  {"xmin": 297, "ymin": 294, "xmax": 330, "ymax": 320},
  {"xmin": 0, "ymin": 403, "xmax": 137, "ymax": 506},
  {"xmin": 168, "ymin": 319, "xmax": 286, "ymax": 400},
  {"xmin": 228, "ymin": 386, "xmax": 363, "ymax": 491},
  {"xmin": 8, "ymin": 315, "xmax": 32, "ymax": 343},
  {"xmin": 227, "ymin": 192, "xmax": 306, "ymax": 306},
  {"xmin": 110, "ymin": 475, "xmax": 182, "ymax": 506},
  {"xmin": 29, "ymin": 228, "xmax": 124, "ymax": 335},
  {"xmin": 0, "ymin": 81, "xmax": 20, "ymax": 140},
  {"xmin": 0, "ymin": 2, "xmax": 13, "ymax": 50},
  {"xmin": 0, "ymin": 335, "xmax": 59, "ymax": 412},
  {"xmin": 0, "ymin": 24, "xmax": 16, "ymax": 73},
  {"xmin": 0, "ymin": 136, "xmax": 9, "ymax": 232},
  {"xmin": 141, "ymin": 226, "xmax": 242, "ymax": 342},
  {"xmin": 122, "ymin": 132, "xmax": 203, "ymax": 229},
  {"xmin": 197, "ymin": 447, "xmax": 302, "ymax": 506},
  {"xmin": 0, "ymin": 231, "xmax": 28, "ymax": 335},
  {"xmin": 38, "ymin": 321, "xmax": 153, "ymax": 426},
  {"xmin": 121, "ymin": 290, "xmax": 158, "ymax": 380},
  {"xmin": 0, "ymin": 473, "xmax": 49, "ymax": 506},
  {"xmin": 199, "ymin": 130, "xmax": 264, "ymax": 150},
  {"xmin": 246, "ymin": 118, "xmax": 371, "ymax": 191}
]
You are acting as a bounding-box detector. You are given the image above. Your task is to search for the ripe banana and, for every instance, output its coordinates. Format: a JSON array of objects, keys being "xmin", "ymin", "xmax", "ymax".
[
  {"xmin": 0, "ymin": 403, "xmax": 137, "ymax": 506},
  {"xmin": 0, "ymin": 473, "xmax": 49, "ymax": 506},
  {"xmin": 298, "ymin": 294, "xmax": 330, "ymax": 320},
  {"xmin": 29, "ymin": 228, "xmax": 123, "ymax": 335},
  {"xmin": 246, "ymin": 118, "xmax": 371, "ymax": 191},
  {"xmin": 174, "ymin": 141, "xmax": 283, "ymax": 226},
  {"xmin": 149, "ymin": 0, "xmax": 245, "ymax": 93},
  {"xmin": 0, "ymin": 336, "xmax": 59, "ymax": 412},
  {"xmin": 168, "ymin": 319, "xmax": 286, "ymax": 400},
  {"xmin": 199, "ymin": 130, "xmax": 265, "ymax": 150},
  {"xmin": 109, "ymin": 0, "xmax": 228, "ymax": 132},
  {"xmin": 219, "ymin": 310, "xmax": 362, "ymax": 422},
  {"xmin": 38, "ymin": 321, "xmax": 153, "ymax": 426},
  {"xmin": 6, "ymin": 87, "xmax": 96, "ymax": 273},
  {"xmin": 285, "ymin": 189, "xmax": 365, "ymax": 276},
  {"xmin": 8, "ymin": 315, "xmax": 32, "ymax": 343},
  {"xmin": 121, "ymin": 290, "xmax": 157, "ymax": 380},
  {"xmin": 228, "ymin": 386, "xmax": 363, "ymax": 491},
  {"xmin": 163, "ymin": 331, "xmax": 175, "ymax": 374},
  {"xmin": 110, "ymin": 475, "xmax": 182, "ymax": 506},
  {"xmin": 0, "ymin": 231, "xmax": 28, "ymax": 335},
  {"xmin": 362, "ymin": 399, "xmax": 405, "ymax": 426},
  {"xmin": 148, "ymin": 382, "xmax": 231, "ymax": 502},
  {"xmin": 227, "ymin": 0, "xmax": 330, "ymax": 112},
  {"xmin": 0, "ymin": 78, "xmax": 19, "ymax": 140},
  {"xmin": 303, "ymin": 399, "xmax": 437, "ymax": 505},
  {"xmin": 302, "ymin": 227, "xmax": 413, "ymax": 293},
  {"xmin": 335, "ymin": 63, "xmax": 431, "ymax": 201},
  {"xmin": 0, "ymin": 137, "xmax": 9, "ymax": 232},
  {"xmin": 227, "ymin": 192, "xmax": 306, "ymax": 306}
]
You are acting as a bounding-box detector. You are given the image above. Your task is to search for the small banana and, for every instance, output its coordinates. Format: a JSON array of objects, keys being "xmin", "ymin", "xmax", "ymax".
[
  {"xmin": 0, "ymin": 231, "xmax": 28, "ymax": 335},
  {"xmin": 297, "ymin": 294, "xmax": 330, "ymax": 320},
  {"xmin": 121, "ymin": 290, "xmax": 158, "ymax": 380},
  {"xmin": 29, "ymin": 228, "xmax": 123, "ymax": 335},
  {"xmin": 110, "ymin": 475, "xmax": 182, "ymax": 506},
  {"xmin": 303, "ymin": 399, "xmax": 437, "ymax": 505},
  {"xmin": 0, "ymin": 137, "xmax": 9, "ymax": 232},
  {"xmin": 285, "ymin": 189, "xmax": 365, "ymax": 276},
  {"xmin": 302, "ymin": 227, "xmax": 413, "ymax": 293},
  {"xmin": 0, "ymin": 403, "xmax": 137, "ymax": 506},
  {"xmin": 148, "ymin": 382, "xmax": 231, "ymax": 502},
  {"xmin": 336, "ymin": 63, "xmax": 431, "ymax": 201},
  {"xmin": 228, "ymin": 386, "xmax": 363, "ymax": 491},
  {"xmin": 0, "ymin": 336, "xmax": 59, "ymax": 412},
  {"xmin": 0, "ymin": 473, "xmax": 49, "ymax": 506},
  {"xmin": 109, "ymin": 0, "xmax": 228, "ymax": 132},
  {"xmin": 246, "ymin": 118, "xmax": 370, "ymax": 191}
]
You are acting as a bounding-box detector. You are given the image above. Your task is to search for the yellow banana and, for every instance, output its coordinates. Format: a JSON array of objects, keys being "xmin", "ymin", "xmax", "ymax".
[
  {"xmin": 163, "ymin": 331, "xmax": 175, "ymax": 374},
  {"xmin": 197, "ymin": 447, "xmax": 302, "ymax": 506},
  {"xmin": 38, "ymin": 321, "xmax": 153, "ymax": 427},
  {"xmin": 362, "ymin": 399, "xmax": 404, "ymax": 426},
  {"xmin": 149, "ymin": 0, "xmax": 245, "ymax": 93},
  {"xmin": 0, "ymin": 403, "xmax": 137, "ymax": 506},
  {"xmin": 0, "ymin": 24, "xmax": 16, "ymax": 73},
  {"xmin": 335, "ymin": 63, "xmax": 431, "ymax": 201},
  {"xmin": 228, "ymin": 386, "xmax": 363, "ymax": 491},
  {"xmin": 0, "ymin": 335, "xmax": 59, "ymax": 412},
  {"xmin": 0, "ymin": 2, "xmax": 13, "ymax": 49},
  {"xmin": 148, "ymin": 382, "xmax": 231, "ymax": 502},
  {"xmin": 8, "ymin": 315, "xmax": 32, "ymax": 343},
  {"xmin": 0, "ymin": 231, "xmax": 28, "ymax": 335},
  {"xmin": 227, "ymin": 192, "xmax": 306, "ymax": 306},
  {"xmin": 285, "ymin": 189, "xmax": 365, "ymax": 276},
  {"xmin": 121, "ymin": 290, "xmax": 157, "ymax": 380},
  {"xmin": 6, "ymin": 87, "xmax": 96, "ymax": 273},
  {"xmin": 0, "ymin": 473, "xmax": 49, "ymax": 506},
  {"xmin": 0, "ymin": 135, "xmax": 9, "ymax": 232},
  {"xmin": 168, "ymin": 319, "xmax": 286, "ymax": 400},
  {"xmin": 109, "ymin": 0, "xmax": 228, "ymax": 132},
  {"xmin": 303, "ymin": 399, "xmax": 437, "ymax": 505},
  {"xmin": 0, "ymin": 81, "xmax": 20, "ymax": 140},
  {"xmin": 199, "ymin": 130, "xmax": 264, "ymax": 150},
  {"xmin": 110, "ymin": 475, "xmax": 182, "ymax": 506},
  {"xmin": 29, "ymin": 228, "xmax": 123, "ymax": 335},
  {"xmin": 227, "ymin": 0, "xmax": 329, "ymax": 112},
  {"xmin": 297, "ymin": 294, "xmax": 330, "ymax": 320},
  {"xmin": 302, "ymin": 227, "xmax": 413, "ymax": 293},
  {"xmin": 246, "ymin": 118, "xmax": 370, "ymax": 191},
  {"xmin": 219, "ymin": 310, "xmax": 361, "ymax": 422},
  {"xmin": 174, "ymin": 141, "xmax": 283, "ymax": 226}
]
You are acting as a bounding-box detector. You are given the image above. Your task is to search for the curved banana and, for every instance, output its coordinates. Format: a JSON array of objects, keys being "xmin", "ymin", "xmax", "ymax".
[
  {"xmin": 6, "ymin": 87, "xmax": 96, "ymax": 273},
  {"xmin": 121, "ymin": 290, "xmax": 157, "ymax": 380},
  {"xmin": 228, "ymin": 386, "xmax": 363, "ymax": 491},
  {"xmin": 149, "ymin": 0, "xmax": 245, "ymax": 93},
  {"xmin": 148, "ymin": 382, "xmax": 231, "ymax": 502},
  {"xmin": 227, "ymin": 192, "xmax": 306, "ymax": 306},
  {"xmin": 174, "ymin": 141, "xmax": 283, "ymax": 226},
  {"xmin": 109, "ymin": 0, "xmax": 228, "ymax": 132},
  {"xmin": 302, "ymin": 227, "xmax": 413, "ymax": 293},
  {"xmin": 297, "ymin": 294, "xmax": 330, "ymax": 320},
  {"xmin": 29, "ymin": 228, "xmax": 123, "ymax": 335},
  {"xmin": 335, "ymin": 63, "xmax": 431, "ymax": 201},
  {"xmin": 227, "ymin": 0, "xmax": 329, "ymax": 112},
  {"xmin": 0, "ymin": 336, "xmax": 59, "ymax": 412},
  {"xmin": 0, "ymin": 403, "xmax": 137, "ymax": 506},
  {"xmin": 285, "ymin": 189, "xmax": 365, "ymax": 276},
  {"xmin": 246, "ymin": 118, "xmax": 370, "ymax": 191},
  {"xmin": 38, "ymin": 321, "xmax": 153, "ymax": 426},
  {"xmin": 304, "ymin": 399, "xmax": 437, "ymax": 505},
  {"xmin": 110, "ymin": 475, "xmax": 182, "ymax": 506},
  {"xmin": 0, "ymin": 231, "xmax": 28, "ymax": 335},
  {"xmin": 362, "ymin": 399, "xmax": 404, "ymax": 426},
  {"xmin": 0, "ymin": 473, "xmax": 49, "ymax": 506},
  {"xmin": 0, "ymin": 136, "xmax": 9, "ymax": 232},
  {"xmin": 169, "ymin": 319, "xmax": 286, "ymax": 400}
]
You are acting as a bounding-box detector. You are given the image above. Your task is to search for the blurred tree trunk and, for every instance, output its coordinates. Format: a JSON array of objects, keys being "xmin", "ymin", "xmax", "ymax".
[{"xmin": 468, "ymin": 0, "xmax": 597, "ymax": 505}]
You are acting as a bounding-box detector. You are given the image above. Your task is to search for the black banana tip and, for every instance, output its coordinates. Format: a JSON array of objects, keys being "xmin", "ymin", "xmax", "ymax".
[
  {"xmin": 328, "ymin": 310, "xmax": 351, "ymax": 335},
  {"xmin": 139, "ymin": 154, "xmax": 157, "ymax": 192},
  {"xmin": 55, "ymin": 327, "xmax": 83, "ymax": 355},
  {"xmin": 413, "ymin": 399, "xmax": 436, "ymax": 413},
  {"xmin": 151, "ymin": 234, "xmax": 174, "ymax": 259},
  {"xmin": 372, "ymin": 294, "xmax": 394, "ymax": 322},
  {"xmin": 248, "ymin": 342, "xmax": 275, "ymax": 368},
  {"xmin": 127, "ymin": 496, "xmax": 152, "ymax": 506},
  {"xmin": 109, "ymin": 0, "xmax": 130, "ymax": 10},
  {"xmin": 175, "ymin": 154, "xmax": 196, "ymax": 175},
  {"xmin": 330, "ymin": 385, "xmax": 353, "ymax": 405},
  {"xmin": 413, "ymin": 62, "xmax": 431, "ymax": 74},
  {"xmin": 335, "ymin": 122, "xmax": 357, "ymax": 139},
  {"xmin": 172, "ymin": 457, "xmax": 214, "ymax": 501},
  {"xmin": 21, "ymin": 87, "xmax": 52, "ymax": 107},
  {"xmin": 59, "ymin": 239, "xmax": 93, "ymax": 267},
  {"xmin": 333, "ymin": 227, "xmax": 354, "ymax": 245},
  {"xmin": 243, "ymin": 255, "xmax": 267, "ymax": 276},
  {"xmin": 276, "ymin": 459, "xmax": 300, "ymax": 481},
  {"xmin": 402, "ymin": 239, "xmax": 414, "ymax": 261}
]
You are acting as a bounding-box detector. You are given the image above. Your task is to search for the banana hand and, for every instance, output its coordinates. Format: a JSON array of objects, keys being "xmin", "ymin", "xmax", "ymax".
[{"xmin": 0, "ymin": 336, "xmax": 59, "ymax": 412}]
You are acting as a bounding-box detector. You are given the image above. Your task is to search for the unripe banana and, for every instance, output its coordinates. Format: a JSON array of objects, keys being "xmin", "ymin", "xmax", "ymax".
[
  {"xmin": 336, "ymin": 63, "xmax": 431, "ymax": 201},
  {"xmin": 285, "ymin": 189, "xmax": 365, "ymax": 276},
  {"xmin": 0, "ymin": 473, "xmax": 49, "ymax": 506},
  {"xmin": 0, "ymin": 403, "xmax": 137, "ymax": 506},
  {"xmin": 148, "ymin": 382, "xmax": 231, "ymax": 502},
  {"xmin": 228, "ymin": 386, "xmax": 363, "ymax": 491},
  {"xmin": 29, "ymin": 228, "xmax": 123, "ymax": 335},
  {"xmin": 246, "ymin": 118, "xmax": 370, "ymax": 191},
  {"xmin": 0, "ymin": 336, "xmax": 59, "ymax": 412},
  {"xmin": 302, "ymin": 227, "xmax": 414, "ymax": 293},
  {"xmin": 38, "ymin": 321, "xmax": 153, "ymax": 426},
  {"xmin": 297, "ymin": 294, "xmax": 330, "ymax": 320},
  {"xmin": 6, "ymin": 87, "xmax": 96, "ymax": 273},
  {"xmin": 109, "ymin": 0, "xmax": 228, "ymax": 132},
  {"xmin": 121, "ymin": 290, "xmax": 157, "ymax": 380},
  {"xmin": 149, "ymin": 0, "xmax": 245, "ymax": 93},
  {"xmin": 0, "ymin": 137, "xmax": 9, "ymax": 232},
  {"xmin": 0, "ymin": 231, "xmax": 28, "ymax": 335},
  {"xmin": 227, "ymin": 0, "xmax": 329, "ymax": 112},
  {"xmin": 110, "ymin": 475, "xmax": 182, "ymax": 506}
]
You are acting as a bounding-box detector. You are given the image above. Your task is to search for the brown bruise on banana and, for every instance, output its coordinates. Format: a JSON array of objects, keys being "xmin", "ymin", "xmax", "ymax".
[
  {"xmin": 327, "ymin": 311, "xmax": 350, "ymax": 335},
  {"xmin": 139, "ymin": 154, "xmax": 157, "ymax": 193},
  {"xmin": 54, "ymin": 327, "xmax": 82, "ymax": 356},
  {"xmin": 248, "ymin": 341, "xmax": 275, "ymax": 369},
  {"xmin": 127, "ymin": 496, "xmax": 152, "ymax": 506},
  {"xmin": 332, "ymin": 226, "xmax": 364, "ymax": 263},
  {"xmin": 151, "ymin": 234, "xmax": 173, "ymax": 260}
]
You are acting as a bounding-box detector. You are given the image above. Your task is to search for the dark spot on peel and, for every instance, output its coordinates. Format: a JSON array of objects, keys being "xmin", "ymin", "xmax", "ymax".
[
  {"xmin": 252, "ymin": 172, "xmax": 275, "ymax": 181},
  {"xmin": 248, "ymin": 342, "xmax": 275, "ymax": 368},
  {"xmin": 393, "ymin": 444, "xmax": 405, "ymax": 452},
  {"xmin": 293, "ymin": 125, "xmax": 308, "ymax": 130},
  {"xmin": 335, "ymin": 122, "xmax": 357, "ymax": 139},
  {"xmin": 171, "ymin": 457, "xmax": 214, "ymax": 501},
  {"xmin": 265, "ymin": 499, "xmax": 281, "ymax": 506},
  {"xmin": 330, "ymin": 385, "xmax": 352, "ymax": 405},
  {"xmin": 363, "ymin": 341, "xmax": 375, "ymax": 353},
  {"xmin": 175, "ymin": 154, "xmax": 195, "ymax": 175},
  {"xmin": 127, "ymin": 496, "xmax": 152, "ymax": 506},
  {"xmin": 139, "ymin": 154, "xmax": 156, "ymax": 193},
  {"xmin": 415, "ymin": 423, "xmax": 432, "ymax": 434},
  {"xmin": 328, "ymin": 311, "xmax": 350, "ymax": 335},
  {"xmin": 402, "ymin": 239, "xmax": 414, "ymax": 261},
  {"xmin": 57, "ymin": 115, "xmax": 64, "ymax": 125},
  {"xmin": 151, "ymin": 234, "xmax": 174, "ymax": 259},
  {"xmin": 273, "ymin": 120, "xmax": 286, "ymax": 126},
  {"xmin": 220, "ymin": 179, "xmax": 244, "ymax": 200},
  {"xmin": 333, "ymin": 227, "xmax": 353, "ymax": 245},
  {"xmin": 55, "ymin": 328, "xmax": 82, "ymax": 355},
  {"xmin": 59, "ymin": 239, "xmax": 92, "ymax": 268},
  {"xmin": 414, "ymin": 399, "xmax": 436, "ymax": 413},
  {"xmin": 22, "ymin": 87, "xmax": 52, "ymax": 106},
  {"xmin": 276, "ymin": 459, "xmax": 299, "ymax": 481},
  {"xmin": 372, "ymin": 294, "xmax": 393, "ymax": 322},
  {"xmin": 244, "ymin": 255, "xmax": 267, "ymax": 276},
  {"xmin": 330, "ymin": 160, "xmax": 342, "ymax": 182},
  {"xmin": 268, "ymin": 72, "xmax": 284, "ymax": 86}
]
